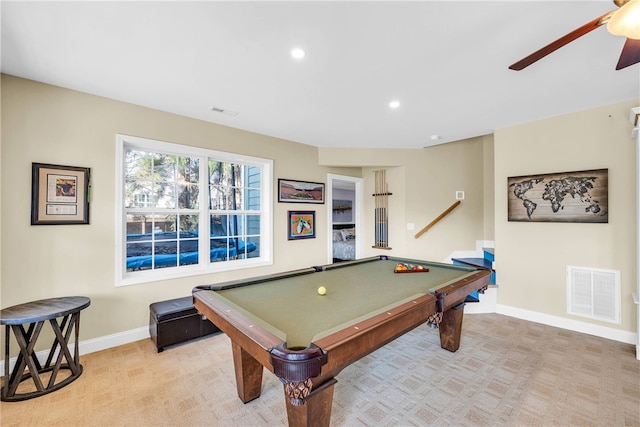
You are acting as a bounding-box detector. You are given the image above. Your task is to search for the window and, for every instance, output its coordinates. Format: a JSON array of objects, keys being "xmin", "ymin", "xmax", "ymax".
[{"xmin": 116, "ymin": 134, "xmax": 272, "ymax": 286}]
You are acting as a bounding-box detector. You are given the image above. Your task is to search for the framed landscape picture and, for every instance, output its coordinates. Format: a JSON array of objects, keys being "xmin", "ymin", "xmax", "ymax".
[
  {"xmin": 332, "ymin": 199, "xmax": 353, "ymax": 223},
  {"xmin": 278, "ymin": 179, "xmax": 325, "ymax": 204},
  {"xmin": 507, "ymin": 168, "xmax": 608, "ymax": 223}
]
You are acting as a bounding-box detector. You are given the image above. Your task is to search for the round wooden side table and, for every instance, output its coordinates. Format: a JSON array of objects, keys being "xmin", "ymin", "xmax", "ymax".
[{"xmin": 1, "ymin": 296, "xmax": 91, "ymax": 401}]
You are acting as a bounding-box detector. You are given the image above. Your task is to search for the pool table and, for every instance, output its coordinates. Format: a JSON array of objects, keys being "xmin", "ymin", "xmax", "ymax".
[{"xmin": 193, "ymin": 255, "xmax": 490, "ymax": 427}]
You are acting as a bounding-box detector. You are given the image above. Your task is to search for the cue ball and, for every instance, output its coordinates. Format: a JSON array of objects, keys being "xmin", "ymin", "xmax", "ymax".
[{"xmin": 318, "ymin": 286, "xmax": 327, "ymax": 296}]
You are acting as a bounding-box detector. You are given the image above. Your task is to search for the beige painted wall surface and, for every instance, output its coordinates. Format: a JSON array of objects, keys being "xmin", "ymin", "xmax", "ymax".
[
  {"xmin": 7, "ymin": 74, "xmax": 633, "ymax": 350},
  {"xmin": 482, "ymin": 135, "xmax": 495, "ymax": 239},
  {"xmin": 494, "ymin": 99, "xmax": 638, "ymax": 332},
  {"xmin": 321, "ymin": 137, "xmax": 489, "ymax": 261},
  {"xmin": 1, "ymin": 74, "xmax": 491, "ymax": 353},
  {"xmin": 0, "ymin": 75, "xmax": 347, "ymax": 349},
  {"xmin": 403, "ymin": 137, "xmax": 487, "ymax": 260}
]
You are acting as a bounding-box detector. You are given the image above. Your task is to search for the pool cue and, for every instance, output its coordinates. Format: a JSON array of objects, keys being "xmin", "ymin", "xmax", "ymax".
[
  {"xmin": 385, "ymin": 170, "xmax": 388, "ymax": 247},
  {"xmin": 376, "ymin": 170, "xmax": 381, "ymax": 247},
  {"xmin": 379, "ymin": 170, "xmax": 383, "ymax": 247},
  {"xmin": 375, "ymin": 170, "xmax": 380, "ymax": 246},
  {"xmin": 372, "ymin": 169, "xmax": 392, "ymax": 249},
  {"xmin": 382, "ymin": 169, "xmax": 387, "ymax": 247}
]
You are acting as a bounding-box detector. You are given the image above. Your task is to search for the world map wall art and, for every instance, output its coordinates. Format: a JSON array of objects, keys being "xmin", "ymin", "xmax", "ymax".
[{"xmin": 507, "ymin": 169, "xmax": 608, "ymax": 223}]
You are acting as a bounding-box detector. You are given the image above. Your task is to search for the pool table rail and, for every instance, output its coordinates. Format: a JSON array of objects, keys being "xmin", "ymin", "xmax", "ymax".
[
  {"xmin": 432, "ymin": 269, "xmax": 492, "ymax": 312},
  {"xmin": 313, "ymin": 293, "xmax": 439, "ymax": 375},
  {"xmin": 192, "ymin": 256, "xmax": 492, "ymax": 427},
  {"xmin": 193, "ymin": 291, "xmax": 282, "ymax": 376},
  {"xmin": 283, "ymin": 291, "xmax": 439, "ymax": 427},
  {"xmin": 431, "ymin": 268, "xmax": 491, "ymax": 351},
  {"xmin": 201, "ymin": 267, "xmax": 319, "ymax": 291}
]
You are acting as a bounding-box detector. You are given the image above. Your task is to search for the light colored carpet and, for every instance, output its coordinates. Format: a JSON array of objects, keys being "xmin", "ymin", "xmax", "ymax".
[{"xmin": 1, "ymin": 313, "xmax": 639, "ymax": 426}]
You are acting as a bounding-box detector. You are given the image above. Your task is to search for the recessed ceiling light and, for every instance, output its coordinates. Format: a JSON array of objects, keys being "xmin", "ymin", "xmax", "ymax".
[
  {"xmin": 389, "ymin": 100, "xmax": 400, "ymax": 109},
  {"xmin": 291, "ymin": 47, "xmax": 306, "ymax": 59}
]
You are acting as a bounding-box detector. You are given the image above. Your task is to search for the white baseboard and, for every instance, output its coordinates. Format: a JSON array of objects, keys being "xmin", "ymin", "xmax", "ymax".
[
  {"xmin": 464, "ymin": 287, "xmax": 497, "ymax": 314},
  {"xmin": 79, "ymin": 325, "xmax": 149, "ymax": 355},
  {"xmin": 0, "ymin": 326, "xmax": 149, "ymax": 375},
  {"xmin": 3, "ymin": 300, "xmax": 636, "ymax": 375},
  {"xmin": 494, "ymin": 304, "xmax": 637, "ymax": 345},
  {"xmin": 475, "ymin": 240, "xmax": 494, "ymax": 252},
  {"xmin": 445, "ymin": 240, "xmax": 494, "ymax": 264}
]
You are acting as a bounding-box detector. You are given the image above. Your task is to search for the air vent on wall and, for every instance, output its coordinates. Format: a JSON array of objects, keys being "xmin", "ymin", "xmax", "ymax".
[{"xmin": 567, "ymin": 265, "xmax": 620, "ymax": 324}]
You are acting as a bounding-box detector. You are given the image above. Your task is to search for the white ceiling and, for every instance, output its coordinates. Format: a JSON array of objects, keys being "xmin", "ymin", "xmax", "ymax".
[{"xmin": 2, "ymin": 1, "xmax": 638, "ymax": 149}]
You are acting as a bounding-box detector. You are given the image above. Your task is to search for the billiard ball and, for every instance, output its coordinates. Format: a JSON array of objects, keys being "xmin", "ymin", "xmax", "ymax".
[{"xmin": 318, "ymin": 286, "xmax": 327, "ymax": 296}]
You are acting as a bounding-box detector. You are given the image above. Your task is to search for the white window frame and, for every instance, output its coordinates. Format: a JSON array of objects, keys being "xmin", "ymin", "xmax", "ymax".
[{"xmin": 115, "ymin": 134, "xmax": 273, "ymax": 286}]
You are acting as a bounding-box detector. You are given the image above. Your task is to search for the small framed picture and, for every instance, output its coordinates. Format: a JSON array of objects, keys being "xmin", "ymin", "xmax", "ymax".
[
  {"xmin": 278, "ymin": 179, "xmax": 325, "ymax": 204},
  {"xmin": 288, "ymin": 211, "xmax": 316, "ymax": 240},
  {"xmin": 31, "ymin": 163, "xmax": 91, "ymax": 225}
]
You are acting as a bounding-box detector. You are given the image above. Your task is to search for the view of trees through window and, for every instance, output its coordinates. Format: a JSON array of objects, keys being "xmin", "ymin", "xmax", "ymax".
[{"xmin": 123, "ymin": 146, "xmax": 262, "ymax": 273}]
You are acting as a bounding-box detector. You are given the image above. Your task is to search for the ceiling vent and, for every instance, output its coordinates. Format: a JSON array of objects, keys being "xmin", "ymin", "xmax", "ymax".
[{"xmin": 209, "ymin": 106, "xmax": 239, "ymax": 117}]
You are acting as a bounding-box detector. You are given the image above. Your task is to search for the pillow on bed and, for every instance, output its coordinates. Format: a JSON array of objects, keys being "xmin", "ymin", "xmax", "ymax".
[
  {"xmin": 333, "ymin": 230, "xmax": 344, "ymax": 241},
  {"xmin": 340, "ymin": 228, "xmax": 355, "ymax": 240}
]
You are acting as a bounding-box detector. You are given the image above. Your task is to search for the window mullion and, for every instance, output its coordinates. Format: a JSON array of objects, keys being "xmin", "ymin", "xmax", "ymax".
[
  {"xmin": 117, "ymin": 134, "xmax": 271, "ymax": 286},
  {"xmin": 199, "ymin": 154, "xmax": 210, "ymax": 267}
]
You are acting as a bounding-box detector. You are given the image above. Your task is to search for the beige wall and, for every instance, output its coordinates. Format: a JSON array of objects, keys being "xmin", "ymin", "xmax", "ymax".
[
  {"xmin": 494, "ymin": 99, "xmax": 638, "ymax": 332},
  {"xmin": 482, "ymin": 134, "xmax": 495, "ymax": 239},
  {"xmin": 320, "ymin": 136, "xmax": 491, "ymax": 261},
  {"xmin": 1, "ymin": 75, "xmax": 491, "ymax": 353},
  {"xmin": 4, "ymin": 74, "xmax": 634, "ymax": 355},
  {"xmin": 0, "ymin": 75, "xmax": 355, "ymax": 349}
]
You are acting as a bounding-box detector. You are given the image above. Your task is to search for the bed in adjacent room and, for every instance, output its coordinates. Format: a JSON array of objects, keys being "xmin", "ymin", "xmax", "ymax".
[{"xmin": 332, "ymin": 224, "xmax": 355, "ymax": 261}]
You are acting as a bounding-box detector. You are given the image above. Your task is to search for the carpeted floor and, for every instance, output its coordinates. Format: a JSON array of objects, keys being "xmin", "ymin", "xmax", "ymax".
[{"xmin": 1, "ymin": 313, "xmax": 639, "ymax": 426}]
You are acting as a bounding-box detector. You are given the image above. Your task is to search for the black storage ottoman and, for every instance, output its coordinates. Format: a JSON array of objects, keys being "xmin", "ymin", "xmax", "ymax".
[{"xmin": 149, "ymin": 296, "xmax": 220, "ymax": 352}]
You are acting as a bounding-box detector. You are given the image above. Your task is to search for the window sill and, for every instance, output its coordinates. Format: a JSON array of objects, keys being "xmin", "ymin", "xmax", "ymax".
[{"xmin": 116, "ymin": 258, "xmax": 273, "ymax": 287}]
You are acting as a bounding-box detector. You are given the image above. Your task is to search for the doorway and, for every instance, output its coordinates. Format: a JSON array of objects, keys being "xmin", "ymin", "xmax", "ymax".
[{"xmin": 327, "ymin": 174, "xmax": 363, "ymax": 264}]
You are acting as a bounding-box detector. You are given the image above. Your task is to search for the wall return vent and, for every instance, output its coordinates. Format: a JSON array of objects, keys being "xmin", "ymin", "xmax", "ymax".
[{"xmin": 567, "ymin": 265, "xmax": 621, "ymax": 324}]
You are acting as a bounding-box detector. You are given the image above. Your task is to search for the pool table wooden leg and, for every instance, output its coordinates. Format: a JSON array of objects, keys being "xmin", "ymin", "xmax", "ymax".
[
  {"xmin": 438, "ymin": 302, "xmax": 465, "ymax": 352},
  {"xmin": 284, "ymin": 378, "xmax": 337, "ymax": 427},
  {"xmin": 232, "ymin": 341, "xmax": 263, "ymax": 403}
]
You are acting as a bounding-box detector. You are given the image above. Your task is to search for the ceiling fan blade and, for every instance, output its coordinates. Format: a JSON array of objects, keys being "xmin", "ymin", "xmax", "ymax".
[
  {"xmin": 509, "ymin": 11, "xmax": 614, "ymax": 71},
  {"xmin": 615, "ymin": 37, "xmax": 640, "ymax": 69}
]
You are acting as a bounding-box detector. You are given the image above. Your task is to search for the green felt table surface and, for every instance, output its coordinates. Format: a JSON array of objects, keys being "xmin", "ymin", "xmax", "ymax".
[{"xmin": 207, "ymin": 257, "xmax": 477, "ymax": 348}]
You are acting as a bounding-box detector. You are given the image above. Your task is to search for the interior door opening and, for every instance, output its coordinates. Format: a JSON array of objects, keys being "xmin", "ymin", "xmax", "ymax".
[{"xmin": 327, "ymin": 174, "xmax": 363, "ymax": 264}]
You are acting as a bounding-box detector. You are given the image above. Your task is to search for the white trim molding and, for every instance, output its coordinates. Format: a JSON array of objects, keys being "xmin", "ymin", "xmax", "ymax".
[
  {"xmin": 633, "ymin": 106, "xmax": 640, "ymax": 360},
  {"xmin": 496, "ymin": 304, "xmax": 636, "ymax": 345},
  {"xmin": 2, "ymin": 305, "xmax": 636, "ymax": 375},
  {"xmin": 0, "ymin": 326, "xmax": 149, "ymax": 375}
]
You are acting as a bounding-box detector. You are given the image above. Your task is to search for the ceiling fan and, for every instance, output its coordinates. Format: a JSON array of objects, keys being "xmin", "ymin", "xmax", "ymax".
[{"xmin": 509, "ymin": 0, "xmax": 640, "ymax": 70}]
